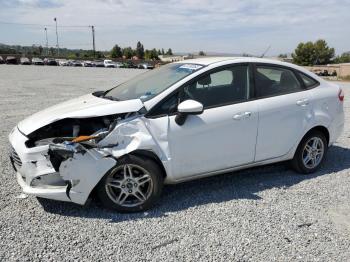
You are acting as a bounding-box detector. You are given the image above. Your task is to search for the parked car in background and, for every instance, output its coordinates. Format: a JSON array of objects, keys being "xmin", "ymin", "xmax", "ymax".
[
  {"xmin": 138, "ymin": 62, "xmax": 154, "ymax": 69},
  {"xmin": 32, "ymin": 57, "xmax": 44, "ymax": 65},
  {"xmin": 123, "ymin": 61, "xmax": 138, "ymax": 68},
  {"xmin": 0, "ymin": 56, "xmax": 4, "ymax": 64},
  {"xmin": 92, "ymin": 60, "xmax": 105, "ymax": 67},
  {"xmin": 6, "ymin": 56, "xmax": 18, "ymax": 64},
  {"xmin": 104, "ymin": 59, "xmax": 115, "ymax": 68},
  {"xmin": 44, "ymin": 58, "xmax": 58, "ymax": 66},
  {"xmin": 83, "ymin": 61, "xmax": 93, "ymax": 67},
  {"xmin": 8, "ymin": 57, "xmax": 344, "ymax": 212},
  {"xmin": 57, "ymin": 59, "xmax": 69, "ymax": 66},
  {"xmin": 71, "ymin": 60, "xmax": 83, "ymax": 67},
  {"xmin": 20, "ymin": 57, "xmax": 31, "ymax": 65},
  {"xmin": 114, "ymin": 62, "xmax": 124, "ymax": 68}
]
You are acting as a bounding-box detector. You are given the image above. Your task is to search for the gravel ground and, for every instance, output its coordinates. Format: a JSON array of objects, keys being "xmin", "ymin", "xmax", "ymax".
[{"xmin": 0, "ymin": 65, "xmax": 349, "ymax": 261}]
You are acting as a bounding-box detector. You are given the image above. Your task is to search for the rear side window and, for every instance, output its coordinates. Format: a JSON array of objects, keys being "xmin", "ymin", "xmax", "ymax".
[
  {"xmin": 255, "ymin": 66, "xmax": 303, "ymax": 98},
  {"xmin": 299, "ymin": 73, "xmax": 318, "ymax": 88}
]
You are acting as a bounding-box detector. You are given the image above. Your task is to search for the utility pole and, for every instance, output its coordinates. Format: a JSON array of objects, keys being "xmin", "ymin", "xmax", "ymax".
[
  {"xmin": 91, "ymin": 25, "xmax": 96, "ymax": 58},
  {"xmin": 44, "ymin": 27, "xmax": 49, "ymax": 56},
  {"xmin": 54, "ymin": 17, "xmax": 59, "ymax": 57}
]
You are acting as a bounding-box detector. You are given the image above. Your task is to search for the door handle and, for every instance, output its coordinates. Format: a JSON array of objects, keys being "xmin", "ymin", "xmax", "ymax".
[
  {"xmin": 233, "ymin": 111, "xmax": 252, "ymax": 120},
  {"xmin": 296, "ymin": 99, "xmax": 309, "ymax": 106}
]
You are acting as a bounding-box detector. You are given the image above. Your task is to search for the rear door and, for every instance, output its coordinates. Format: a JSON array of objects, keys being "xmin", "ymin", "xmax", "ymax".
[{"xmin": 253, "ymin": 64, "xmax": 313, "ymax": 161}]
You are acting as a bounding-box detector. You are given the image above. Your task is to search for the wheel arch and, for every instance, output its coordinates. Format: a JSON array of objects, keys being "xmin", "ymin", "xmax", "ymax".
[
  {"xmin": 303, "ymin": 125, "xmax": 330, "ymax": 145},
  {"xmin": 290, "ymin": 125, "xmax": 330, "ymax": 173},
  {"xmin": 128, "ymin": 149, "xmax": 167, "ymax": 178},
  {"xmin": 88, "ymin": 150, "xmax": 167, "ymax": 203},
  {"xmin": 289, "ymin": 125, "xmax": 330, "ymax": 160}
]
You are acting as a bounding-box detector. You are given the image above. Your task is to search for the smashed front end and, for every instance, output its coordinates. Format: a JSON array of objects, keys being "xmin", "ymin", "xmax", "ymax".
[{"xmin": 8, "ymin": 113, "xmax": 141, "ymax": 205}]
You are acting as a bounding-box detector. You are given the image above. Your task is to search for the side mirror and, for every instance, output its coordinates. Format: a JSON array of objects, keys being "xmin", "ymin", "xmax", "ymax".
[{"xmin": 175, "ymin": 100, "xmax": 204, "ymax": 126}]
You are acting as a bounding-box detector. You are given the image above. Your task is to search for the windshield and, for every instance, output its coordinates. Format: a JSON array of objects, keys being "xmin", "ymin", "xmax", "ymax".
[{"xmin": 104, "ymin": 63, "xmax": 204, "ymax": 101}]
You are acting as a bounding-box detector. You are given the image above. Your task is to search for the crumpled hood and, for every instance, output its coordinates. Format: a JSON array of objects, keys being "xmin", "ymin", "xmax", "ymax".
[{"xmin": 18, "ymin": 93, "xmax": 144, "ymax": 135}]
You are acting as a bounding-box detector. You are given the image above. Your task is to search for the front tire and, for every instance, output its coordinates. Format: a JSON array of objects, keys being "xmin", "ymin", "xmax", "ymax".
[
  {"xmin": 291, "ymin": 130, "xmax": 328, "ymax": 174},
  {"xmin": 97, "ymin": 155, "xmax": 164, "ymax": 212}
]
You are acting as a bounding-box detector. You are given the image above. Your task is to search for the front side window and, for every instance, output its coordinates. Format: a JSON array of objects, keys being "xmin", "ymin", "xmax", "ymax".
[
  {"xmin": 181, "ymin": 65, "xmax": 250, "ymax": 108},
  {"xmin": 148, "ymin": 93, "xmax": 179, "ymax": 116},
  {"xmin": 104, "ymin": 63, "xmax": 203, "ymax": 101},
  {"xmin": 255, "ymin": 66, "xmax": 302, "ymax": 98}
]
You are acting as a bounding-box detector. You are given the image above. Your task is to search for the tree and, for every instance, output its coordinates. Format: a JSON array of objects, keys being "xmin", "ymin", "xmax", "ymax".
[
  {"xmin": 278, "ymin": 53, "xmax": 287, "ymax": 58},
  {"xmin": 151, "ymin": 48, "xmax": 159, "ymax": 60},
  {"xmin": 144, "ymin": 48, "xmax": 159, "ymax": 60},
  {"xmin": 314, "ymin": 39, "xmax": 335, "ymax": 65},
  {"xmin": 38, "ymin": 45, "xmax": 43, "ymax": 56},
  {"xmin": 157, "ymin": 49, "xmax": 162, "ymax": 56},
  {"xmin": 49, "ymin": 47, "xmax": 55, "ymax": 56},
  {"xmin": 67, "ymin": 53, "xmax": 77, "ymax": 59},
  {"xmin": 292, "ymin": 39, "xmax": 335, "ymax": 66},
  {"xmin": 95, "ymin": 51, "xmax": 104, "ymax": 59},
  {"xmin": 110, "ymin": 44, "xmax": 122, "ymax": 58},
  {"xmin": 334, "ymin": 52, "xmax": 350, "ymax": 64},
  {"xmin": 144, "ymin": 49, "xmax": 150, "ymax": 60},
  {"xmin": 292, "ymin": 41, "xmax": 317, "ymax": 66},
  {"xmin": 161, "ymin": 48, "xmax": 165, "ymax": 55},
  {"xmin": 136, "ymin": 41, "xmax": 144, "ymax": 59},
  {"xmin": 198, "ymin": 51, "xmax": 206, "ymax": 56},
  {"xmin": 123, "ymin": 47, "xmax": 134, "ymax": 59},
  {"xmin": 166, "ymin": 48, "xmax": 173, "ymax": 55}
]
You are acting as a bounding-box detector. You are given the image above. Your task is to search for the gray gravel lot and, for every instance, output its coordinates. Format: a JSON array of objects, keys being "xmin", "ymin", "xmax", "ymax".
[{"xmin": 0, "ymin": 65, "xmax": 349, "ymax": 261}]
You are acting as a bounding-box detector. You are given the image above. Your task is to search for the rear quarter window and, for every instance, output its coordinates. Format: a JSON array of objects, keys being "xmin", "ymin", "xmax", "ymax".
[{"xmin": 299, "ymin": 73, "xmax": 319, "ymax": 88}]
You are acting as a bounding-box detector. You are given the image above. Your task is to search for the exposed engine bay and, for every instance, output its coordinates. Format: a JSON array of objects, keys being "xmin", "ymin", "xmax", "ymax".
[
  {"xmin": 26, "ymin": 112, "xmax": 143, "ymax": 174},
  {"xmin": 25, "ymin": 113, "xmax": 133, "ymax": 148}
]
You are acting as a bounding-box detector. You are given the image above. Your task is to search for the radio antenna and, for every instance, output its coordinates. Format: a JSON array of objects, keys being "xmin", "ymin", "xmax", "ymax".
[{"xmin": 260, "ymin": 45, "xmax": 271, "ymax": 58}]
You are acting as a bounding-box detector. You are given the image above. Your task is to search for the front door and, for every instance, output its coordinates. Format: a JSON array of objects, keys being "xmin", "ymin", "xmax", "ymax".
[{"xmin": 167, "ymin": 64, "xmax": 259, "ymax": 180}]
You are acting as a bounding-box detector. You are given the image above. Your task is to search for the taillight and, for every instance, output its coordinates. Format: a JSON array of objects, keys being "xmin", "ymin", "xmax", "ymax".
[{"xmin": 338, "ymin": 88, "xmax": 344, "ymax": 102}]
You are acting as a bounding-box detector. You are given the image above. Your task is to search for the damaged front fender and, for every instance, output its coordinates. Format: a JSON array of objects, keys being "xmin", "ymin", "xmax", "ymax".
[
  {"xmin": 45, "ymin": 116, "xmax": 170, "ymax": 205},
  {"xmin": 97, "ymin": 116, "xmax": 171, "ymax": 171},
  {"xmin": 98, "ymin": 117, "xmax": 158, "ymax": 157},
  {"xmin": 49, "ymin": 143, "xmax": 116, "ymax": 205}
]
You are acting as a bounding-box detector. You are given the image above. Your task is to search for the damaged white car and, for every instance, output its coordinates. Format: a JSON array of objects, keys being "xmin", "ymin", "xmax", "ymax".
[{"xmin": 9, "ymin": 57, "xmax": 344, "ymax": 212}]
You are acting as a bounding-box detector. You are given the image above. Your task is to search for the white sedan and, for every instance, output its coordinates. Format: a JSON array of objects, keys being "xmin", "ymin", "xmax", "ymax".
[
  {"xmin": 104, "ymin": 59, "xmax": 115, "ymax": 68},
  {"xmin": 9, "ymin": 57, "xmax": 344, "ymax": 212}
]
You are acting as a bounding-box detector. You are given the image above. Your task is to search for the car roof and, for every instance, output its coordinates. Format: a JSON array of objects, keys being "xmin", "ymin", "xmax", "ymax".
[
  {"xmin": 174, "ymin": 56, "xmax": 291, "ymax": 67},
  {"xmin": 144, "ymin": 56, "xmax": 326, "ymax": 111}
]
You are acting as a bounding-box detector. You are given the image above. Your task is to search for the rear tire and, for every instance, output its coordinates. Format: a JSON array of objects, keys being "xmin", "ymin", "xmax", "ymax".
[
  {"xmin": 97, "ymin": 154, "xmax": 164, "ymax": 212},
  {"xmin": 291, "ymin": 130, "xmax": 328, "ymax": 174}
]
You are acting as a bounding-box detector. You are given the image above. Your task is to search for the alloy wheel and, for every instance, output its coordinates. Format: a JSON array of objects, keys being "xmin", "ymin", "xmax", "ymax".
[
  {"xmin": 105, "ymin": 164, "xmax": 153, "ymax": 207},
  {"xmin": 302, "ymin": 137, "xmax": 324, "ymax": 169}
]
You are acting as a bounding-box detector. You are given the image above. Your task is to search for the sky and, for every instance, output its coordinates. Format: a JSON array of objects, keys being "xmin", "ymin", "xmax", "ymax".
[{"xmin": 0, "ymin": 0, "xmax": 349, "ymax": 55}]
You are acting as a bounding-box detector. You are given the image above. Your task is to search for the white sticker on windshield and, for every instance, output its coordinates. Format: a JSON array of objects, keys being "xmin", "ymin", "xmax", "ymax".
[{"xmin": 178, "ymin": 64, "xmax": 203, "ymax": 71}]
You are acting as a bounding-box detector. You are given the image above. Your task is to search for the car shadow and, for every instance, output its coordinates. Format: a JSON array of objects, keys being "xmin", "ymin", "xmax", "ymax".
[{"xmin": 37, "ymin": 145, "xmax": 350, "ymax": 222}]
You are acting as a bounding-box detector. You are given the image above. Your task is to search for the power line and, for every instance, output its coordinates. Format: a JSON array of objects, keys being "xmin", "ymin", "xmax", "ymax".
[
  {"xmin": 0, "ymin": 21, "xmax": 90, "ymax": 28},
  {"xmin": 1, "ymin": 19, "xmax": 97, "ymax": 52}
]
